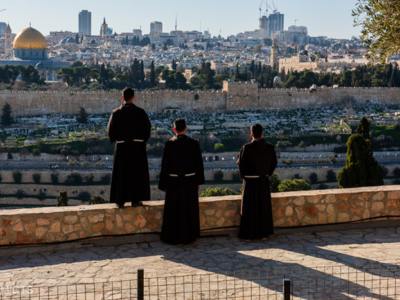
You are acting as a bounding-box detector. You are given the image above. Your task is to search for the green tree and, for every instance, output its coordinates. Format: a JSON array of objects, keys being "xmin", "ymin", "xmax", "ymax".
[
  {"xmin": 328, "ymin": 155, "xmax": 337, "ymax": 164},
  {"xmin": 51, "ymin": 173, "xmax": 59, "ymax": 184},
  {"xmin": 278, "ymin": 179, "xmax": 311, "ymax": 192},
  {"xmin": 326, "ymin": 170, "xmax": 337, "ymax": 182},
  {"xmin": 394, "ymin": 167, "xmax": 400, "ymax": 177},
  {"xmin": 232, "ymin": 170, "xmax": 241, "ymax": 182},
  {"xmin": 309, "ymin": 172, "xmax": 318, "ymax": 184},
  {"xmin": 95, "ymin": 161, "xmax": 105, "ymax": 168},
  {"xmin": 57, "ymin": 191, "xmax": 69, "ymax": 207},
  {"xmin": 32, "ymin": 173, "xmax": 41, "ymax": 184},
  {"xmin": 253, "ymin": 44, "xmax": 262, "ymax": 53},
  {"xmin": 269, "ymin": 173, "xmax": 281, "ymax": 193},
  {"xmin": 81, "ymin": 161, "xmax": 90, "ymax": 171},
  {"xmin": 32, "ymin": 148, "xmax": 41, "ymax": 157},
  {"xmin": 338, "ymin": 134, "xmax": 383, "ymax": 188},
  {"xmin": 200, "ymin": 187, "xmax": 240, "ymax": 197},
  {"xmin": 353, "ymin": 0, "xmax": 400, "ymax": 63},
  {"xmin": 90, "ymin": 196, "xmax": 105, "ymax": 205},
  {"xmin": 356, "ymin": 116, "xmax": 371, "ymax": 140},
  {"xmin": 214, "ymin": 169, "xmax": 224, "ymax": 181},
  {"xmin": 172, "ymin": 59, "xmax": 177, "ymax": 71},
  {"xmin": 65, "ymin": 172, "xmax": 83, "ymax": 185},
  {"xmin": 150, "ymin": 61, "xmax": 156, "ymax": 87},
  {"xmin": 77, "ymin": 107, "xmax": 89, "ymax": 124},
  {"xmin": 12, "ymin": 170, "xmax": 22, "ymax": 183},
  {"xmin": 101, "ymin": 174, "xmax": 111, "ymax": 184},
  {"xmin": 86, "ymin": 172, "xmax": 94, "ymax": 184},
  {"xmin": 214, "ymin": 143, "xmax": 225, "ymax": 152},
  {"xmin": 1, "ymin": 103, "xmax": 12, "ymax": 126}
]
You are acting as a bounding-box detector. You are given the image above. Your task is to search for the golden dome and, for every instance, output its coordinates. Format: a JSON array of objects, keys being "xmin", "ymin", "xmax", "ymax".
[{"xmin": 13, "ymin": 26, "xmax": 47, "ymax": 50}]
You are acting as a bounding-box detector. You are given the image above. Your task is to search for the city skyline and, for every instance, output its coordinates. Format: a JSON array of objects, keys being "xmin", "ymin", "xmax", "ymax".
[{"xmin": 2, "ymin": 0, "xmax": 361, "ymax": 39}]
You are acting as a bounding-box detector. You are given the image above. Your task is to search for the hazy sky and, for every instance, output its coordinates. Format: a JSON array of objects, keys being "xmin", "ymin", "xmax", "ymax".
[{"xmin": 3, "ymin": 0, "xmax": 361, "ymax": 39}]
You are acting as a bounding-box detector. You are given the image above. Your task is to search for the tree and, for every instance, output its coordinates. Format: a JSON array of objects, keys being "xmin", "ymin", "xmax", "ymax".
[
  {"xmin": 101, "ymin": 174, "xmax": 111, "ymax": 184},
  {"xmin": 32, "ymin": 173, "xmax": 41, "ymax": 184},
  {"xmin": 150, "ymin": 61, "xmax": 156, "ymax": 87},
  {"xmin": 338, "ymin": 134, "xmax": 383, "ymax": 188},
  {"xmin": 214, "ymin": 143, "xmax": 225, "ymax": 152},
  {"xmin": 95, "ymin": 161, "xmax": 105, "ymax": 168},
  {"xmin": 7, "ymin": 152, "xmax": 12, "ymax": 160},
  {"xmin": 32, "ymin": 148, "xmax": 41, "ymax": 157},
  {"xmin": 356, "ymin": 117, "xmax": 371, "ymax": 140},
  {"xmin": 81, "ymin": 161, "xmax": 90, "ymax": 171},
  {"xmin": 214, "ymin": 169, "xmax": 224, "ymax": 181},
  {"xmin": 1, "ymin": 103, "xmax": 12, "ymax": 126},
  {"xmin": 77, "ymin": 191, "xmax": 91, "ymax": 201},
  {"xmin": 380, "ymin": 165, "xmax": 389, "ymax": 178},
  {"xmin": 86, "ymin": 172, "xmax": 94, "ymax": 184},
  {"xmin": 200, "ymin": 187, "xmax": 240, "ymax": 197},
  {"xmin": 394, "ymin": 167, "xmax": 400, "ymax": 177},
  {"xmin": 278, "ymin": 179, "xmax": 311, "ymax": 192},
  {"xmin": 12, "ymin": 170, "xmax": 22, "ymax": 183},
  {"xmin": 353, "ymin": 0, "xmax": 400, "ymax": 63},
  {"xmin": 90, "ymin": 196, "xmax": 105, "ymax": 205},
  {"xmin": 253, "ymin": 44, "xmax": 262, "ymax": 53},
  {"xmin": 232, "ymin": 170, "xmax": 241, "ymax": 182},
  {"xmin": 57, "ymin": 191, "xmax": 69, "ymax": 207},
  {"xmin": 269, "ymin": 173, "xmax": 281, "ymax": 193},
  {"xmin": 77, "ymin": 107, "xmax": 89, "ymax": 124},
  {"xmin": 172, "ymin": 59, "xmax": 177, "ymax": 71},
  {"xmin": 328, "ymin": 155, "xmax": 337, "ymax": 164},
  {"xmin": 65, "ymin": 172, "xmax": 83, "ymax": 185},
  {"xmin": 51, "ymin": 173, "xmax": 59, "ymax": 184},
  {"xmin": 309, "ymin": 172, "xmax": 318, "ymax": 184}
]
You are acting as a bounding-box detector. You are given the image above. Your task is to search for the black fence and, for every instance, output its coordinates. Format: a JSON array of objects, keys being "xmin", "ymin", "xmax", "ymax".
[{"xmin": 1, "ymin": 263, "xmax": 399, "ymax": 299}]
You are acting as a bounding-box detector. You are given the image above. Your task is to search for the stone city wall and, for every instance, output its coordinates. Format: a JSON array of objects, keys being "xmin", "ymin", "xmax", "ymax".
[
  {"xmin": 0, "ymin": 186, "xmax": 399, "ymax": 246},
  {"xmin": 2, "ymin": 83, "xmax": 400, "ymax": 116}
]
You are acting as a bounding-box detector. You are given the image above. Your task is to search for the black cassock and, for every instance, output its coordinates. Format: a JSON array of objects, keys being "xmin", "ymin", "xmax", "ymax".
[
  {"xmin": 237, "ymin": 139, "xmax": 277, "ymax": 240},
  {"xmin": 158, "ymin": 135, "xmax": 205, "ymax": 245},
  {"xmin": 108, "ymin": 103, "xmax": 151, "ymax": 206}
]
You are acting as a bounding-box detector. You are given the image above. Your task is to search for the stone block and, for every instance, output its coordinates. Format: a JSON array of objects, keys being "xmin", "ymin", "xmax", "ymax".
[
  {"xmin": 338, "ymin": 213, "xmax": 350, "ymax": 223},
  {"xmin": 325, "ymin": 195, "xmax": 337, "ymax": 203},
  {"xmin": 224, "ymin": 210, "xmax": 236, "ymax": 218},
  {"xmin": 279, "ymin": 198, "xmax": 292, "ymax": 206},
  {"xmin": 63, "ymin": 215, "xmax": 78, "ymax": 225},
  {"xmin": 350, "ymin": 204, "xmax": 363, "ymax": 216},
  {"xmin": 133, "ymin": 215, "xmax": 147, "ymax": 228},
  {"xmin": 316, "ymin": 205, "xmax": 326, "ymax": 212},
  {"xmin": 293, "ymin": 196, "xmax": 305, "ymax": 206},
  {"xmin": 24, "ymin": 223, "xmax": 36, "ymax": 234},
  {"xmin": 373, "ymin": 192, "xmax": 385, "ymax": 201},
  {"xmin": 92, "ymin": 223, "xmax": 105, "ymax": 233},
  {"xmin": 388, "ymin": 191, "xmax": 400, "ymax": 200},
  {"xmin": 327, "ymin": 204, "xmax": 335, "ymax": 223},
  {"xmin": 295, "ymin": 207, "xmax": 304, "ymax": 220},
  {"xmin": 318, "ymin": 213, "xmax": 327, "ymax": 224},
  {"xmin": 49, "ymin": 222, "xmax": 61, "ymax": 233},
  {"xmin": 88, "ymin": 214, "xmax": 104, "ymax": 223},
  {"xmin": 305, "ymin": 206, "xmax": 318, "ymax": 217},
  {"xmin": 275, "ymin": 209, "xmax": 285, "ymax": 218},
  {"xmin": 335, "ymin": 203, "xmax": 349, "ymax": 212},
  {"xmin": 12, "ymin": 222, "xmax": 23, "ymax": 232},
  {"xmin": 306, "ymin": 195, "xmax": 323, "ymax": 204},
  {"xmin": 286, "ymin": 206, "xmax": 293, "ymax": 216},
  {"xmin": 372, "ymin": 202, "xmax": 384, "ymax": 213},
  {"xmin": 37, "ymin": 218, "xmax": 51, "ymax": 226},
  {"xmin": 123, "ymin": 215, "xmax": 134, "ymax": 221}
]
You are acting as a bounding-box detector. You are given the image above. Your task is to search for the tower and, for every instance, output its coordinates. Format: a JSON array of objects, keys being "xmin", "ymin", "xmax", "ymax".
[
  {"xmin": 101, "ymin": 18, "xmax": 108, "ymax": 38},
  {"xmin": 271, "ymin": 38, "xmax": 278, "ymax": 68},
  {"xmin": 5, "ymin": 23, "xmax": 12, "ymax": 56},
  {"xmin": 79, "ymin": 10, "xmax": 92, "ymax": 36}
]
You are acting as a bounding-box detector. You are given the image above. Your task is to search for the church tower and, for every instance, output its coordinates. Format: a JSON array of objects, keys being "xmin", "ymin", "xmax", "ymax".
[
  {"xmin": 270, "ymin": 38, "xmax": 278, "ymax": 68},
  {"xmin": 101, "ymin": 18, "xmax": 108, "ymax": 38},
  {"xmin": 5, "ymin": 23, "xmax": 12, "ymax": 56}
]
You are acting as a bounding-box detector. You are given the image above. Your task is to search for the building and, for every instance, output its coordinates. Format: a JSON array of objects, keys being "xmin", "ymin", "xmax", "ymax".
[
  {"xmin": 268, "ymin": 12, "xmax": 284, "ymax": 38},
  {"xmin": 78, "ymin": 10, "xmax": 92, "ymax": 36},
  {"xmin": 259, "ymin": 16, "xmax": 268, "ymax": 37},
  {"xmin": 150, "ymin": 21, "xmax": 163, "ymax": 35},
  {"xmin": 272, "ymin": 26, "xmax": 309, "ymax": 46},
  {"xmin": 271, "ymin": 38, "xmax": 278, "ymax": 68},
  {"xmin": 100, "ymin": 18, "xmax": 112, "ymax": 37},
  {"xmin": 5, "ymin": 23, "xmax": 12, "ymax": 56},
  {"xmin": 132, "ymin": 29, "xmax": 142, "ymax": 37},
  {"xmin": 0, "ymin": 22, "xmax": 6, "ymax": 34},
  {"xmin": 0, "ymin": 25, "xmax": 70, "ymax": 81}
]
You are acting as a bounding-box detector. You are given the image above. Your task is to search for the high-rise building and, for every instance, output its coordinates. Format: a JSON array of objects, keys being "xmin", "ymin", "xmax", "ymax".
[
  {"xmin": 5, "ymin": 23, "xmax": 12, "ymax": 56},
  {"xmin": 101, "ymin": 18, "xmax": 108, "ymax": 38},
  {"xmin": 259, "ymin": 15, "xmax": 269, "ymax": 38},
  {"xmin": 0, "ymin": 22, "xmax": 7, "ymax": 34},
  {"xmin": 150, "ymin": 21, "xmax": 163, "ymax": 35},
  {"xmin": 268, "ymin": 12, "xmax": 284, "ymax": 38},
  {"xmin": 78, "ymin": 10, "xmax": 92, "ymax": 36}
]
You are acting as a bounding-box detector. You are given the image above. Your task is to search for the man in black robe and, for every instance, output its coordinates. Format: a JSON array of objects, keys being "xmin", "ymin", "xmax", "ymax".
[
  {"xmin": 159, "ymin": 119, "xmax": 205, "ymax": 245},
  {"xmin": 108, "ymin": 87, "xmax": 151, "ymax": 208},
  {"xmin": 237, "ymin": 124, "xmax": 277, "ymax": 240}
]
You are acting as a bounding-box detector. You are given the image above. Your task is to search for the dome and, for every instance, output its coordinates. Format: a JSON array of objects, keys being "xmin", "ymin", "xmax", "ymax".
[
  {"xmin": 59, "ymin": 37, "xmax": 76, "ymax": 45},
  {"xmin": 13, "ymin": 26, "xmax": 47, "ymax": 50}
]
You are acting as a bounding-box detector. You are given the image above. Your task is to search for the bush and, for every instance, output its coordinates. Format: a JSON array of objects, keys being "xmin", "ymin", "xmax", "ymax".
[
  {"xmin": 64, "ymin": 172, "xmax": 83, "ymax": 185},
  {"xmin": 86, "ymin": 172, "xmax": 94, "ymax": 184},
  {"xmin": 394, "ymin": 167, "xmax": 400, "ymax": 177},
  {"xmin": 326, "ymin": 170, "xmax": 337, "ymax": 182},
  {"xmin": 89, "ymin": 196, "xmax": 105, "ymax": 205},
  {"xmin": 32, "ymin": 173, "xmax": 41, "ymax": 184},
  {"xmin": 276, "ymin": 141, "xmax": 292, "ymax": 149},
  {"xmin": 278, "ymin": 179, "xmax": 311, "ymax": 192},
  {"xmin": 32, "ymin": 148, "xmax": 41, "ymax": 156},
  {"xmin": 95, "ymin": 161, "xmax": 105, "ymax": 168},
  {"xmin": 394, "ymin": 122, "xmax": 400, "ymax": 131},
  {"xmin": 380, "ymin": 165, "xmax": 389, "ymax": 178},
  {"xmin": 214, "ymin": 169, "xmax": 224, "ymax": 181},
  {"xmin": 317, "ymin": 158, "xmax": 327, "ymax": 164},
  {"xmin": 214, "ymin": 143, "xmax": 225, "ymax": 153},
  {"xmin": 16, "ymin": 189, "xmax": 25, "ymax": 199},
  {"xmin": 77, "ymin": 191, "xmax": 91, "ymax": 201},
  {"xmin": 200, "ymin": 187, "xmax": 241, "ymax": 197},
  {"xmin": 328, "ymin": 155, "xmax": 337, "ymax": 164},
  {"xmin": 281, "ymin": 159, "xmax": 293, "ymax": 166},
  {"xmin": 292, "ymin": 173, "xmax": 302, "ymax": 180},
  {"xmin": 57, "ymin": 191, "xmax": 69, "ymax": 207},
  {"xmin": 101, "ymin": 174, "xmax": 111, "ymax": 184},
  {"xmin": 232, "ymin": 170, "xmax": 241, "ymax": 182},
  {"xmin": 50, "ymin": 173, "xmax": 59, "ymax": 184},
  {"xmin": 68, "ymin": 160, "xmax": 80, "ymax": 167},
  {"xmin": 309, "ymin": 172, "xmax": 318, "ymax": 184},
  {"xmin": 7, "ymin": 152, "xmax": 13, "ymax": 159},
  {"xmin": 12, "ymin": 170, "xmax": 22, "ymax": 183},
  {"xmin": 37, "ymin": 190, "xmax": 46, "ymax": 201},
  {"xmin": 269, "ymin": 173, "xmax": 281, "ymax": 193}
]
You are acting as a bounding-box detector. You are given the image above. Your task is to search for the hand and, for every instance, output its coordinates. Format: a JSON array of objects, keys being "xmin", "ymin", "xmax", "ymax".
[{"xmin": 198, "ymin": 185, "xmax": 200, "ymax": 191}]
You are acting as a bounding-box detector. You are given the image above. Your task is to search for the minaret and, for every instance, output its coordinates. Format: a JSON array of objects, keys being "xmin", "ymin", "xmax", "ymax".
[
  {"xmin": 101, "ymin": 18, "xmax": 108, "ymax": 38},
  {"xmin": 5, "ymin": 23, "xmax": 12, "ymax": 56},
  {"xmin": 271, "ymin": 38, "xmax": 278, "ymax": 68}
]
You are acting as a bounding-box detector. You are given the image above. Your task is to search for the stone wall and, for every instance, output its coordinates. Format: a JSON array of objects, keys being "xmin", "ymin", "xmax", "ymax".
[
  {"xmin": 2, "ymin": 84, "xmax": 400, "ymax": 116},
  {"xmin": 0, "ymin": 186, "xmax": 399, "ymax": 246}
]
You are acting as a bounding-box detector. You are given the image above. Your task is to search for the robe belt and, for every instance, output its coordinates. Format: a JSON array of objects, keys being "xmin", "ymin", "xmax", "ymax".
[
  {"xmin": 116, "ymin": 139, "xmax": 144, "ymax": 144},
  {"xmin": 169, "ymin": 173, "xmax": 196, "ymax": 177}
]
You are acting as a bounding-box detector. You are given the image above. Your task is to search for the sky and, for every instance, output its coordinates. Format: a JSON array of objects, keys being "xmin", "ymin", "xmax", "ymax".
[{"xmin": 3, "ymin": 0, "xmax": 361, "ymax": 39}]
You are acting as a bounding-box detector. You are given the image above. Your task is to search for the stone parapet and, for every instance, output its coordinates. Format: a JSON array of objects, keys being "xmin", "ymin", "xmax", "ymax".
[{"xmin": 0, "ymin": 186, "xmax": 399, "ymax": 246}]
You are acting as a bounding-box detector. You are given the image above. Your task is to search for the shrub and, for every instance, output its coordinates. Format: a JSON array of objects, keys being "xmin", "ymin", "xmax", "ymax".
[
  {"xmin": 57, "ymin": 191, "xmax": 69, "ymax": 206},
  {"xmin": 89, "ymin": 196, "xmax": 105, "ymax": 205},
  {"xmin": 328, "ymin": 155, "xmax": 337, "ymax": 164},
  {"xmin": 278, "ymin": 179, "xmax": 311, "ymax": 192},
  {"xmin": 81, "ymin": 161, "xmax": 90, "ymax": 170},
  {"xmin": 309, "ymin": 172, "xmax": 318, "ymax": 184},
  {"xmin": 77, "ymin": 191, "xmax": 91, "ymax": 201},
  {"xmin": 64, "ymin": 172, "xmax": 83, "ymax": 185},
  {"xmin": 276, "ymin": 141, "xmax": 292, "ymax": 149},
  {"xmin": 292, "ymin": 173, "xmax": 302, "ymax": 180},
  {"xmin": 326, "ymin": 170, "xmax": 337, "ymax": 182},
  {"xmin": 394, "ymin": 167, "xmax": 400, "ymax": 177},
  {"xmin": 281, "ymin": 158, "xmax": 293, "ymax": 166},
  {"xmin": 86, "ymin": 172, "xmax": 94, "ymax": 184},
  {"xmin": 32, "ymin": 148, "xmax": 41, "ymax": 157},
  {"xmin": 68, "ymin": 160, "xmax": 80, "ymax": 167},
  {"xmin": 95, "ymin": 161, "xmax": 105, "ymax": 168},
  {"xmin": 214, "ymin": 143, "xmax": 225, "ymax": 153},
  {"xmin": 12, "ymin": 170, "xmax": 22, "ymax": 183},
  {"xmin": 380, "ymin": 166, "xmax": 389, "ymax": 178},
  {"xmin": 232, "ymin": 170, "xmax": 241, "ymax": 182},
  {"xmin": 214, "ymin": 169, "xmax": 224, "ymax": 181},
  {"xmin": 317, "ymin": 158, "xmax": 327, "ymax": 164},
  {"xmin": 50, "ymin": 173, "xmax": 59, "ymax": 184},
  {"xmin": 32, "ymin": 173, "xmax": 41, "ymax": 184},
  {"xmin": 269, "ymin": 173, "xmax": 281, "ymax": 193},
  {"xmin": 37, "ymin": 190, "xmax": 46, "ymax": 201},
  {"xmin": 16, "ymin": 189, "xmax": 25, "ymax": 199},
  {"xmin": 200, "ymin": 187, "xmax": 240, "ymax": 197},
  {"xmin": 394, "ymin": 122, "xmax": 400, "ymax": 131},
  {"xmin": 7, "ymin": 152, "xmax": 13, "ymax": 159},
  {"xmin": 101, "ymin": 174, "xmax": 111, "ymax": 184}
]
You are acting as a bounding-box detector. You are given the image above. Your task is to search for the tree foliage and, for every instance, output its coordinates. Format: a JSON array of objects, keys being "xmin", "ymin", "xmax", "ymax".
[
  {"xmin": 57, "ymin": 191, "xmax": 69, "ymax": 207},
  {"xmin": 77, "ymin": 107, "xmax": 89, "ymax": 124},
  {"xmin": 200, "ymin": 187, "xmax": 241, "ymax": 197},
  {"xmin": 278, "ymin": 179, "xmax": 311, "ymax": 192},
  {"xmin": 1, "ymin": 103, "xmax": 12, "ymax": 126},
  {"xmin": 90, "ymin": 196, "xmax": 105, "ymax": 205},
  {"xmin": 338, "ymin": 134, "xmax": 383, "ymax": 188},
  {"xmin": 357, "ymin": 116, "xmax": 371, "ymax": 140},
  {"xmin": 12, "ymin": 170, "xmax": 22, "ymax": 183},
  {"xmin": 269, "ymin": 173, "xmax": 281, "ymax": 193}
]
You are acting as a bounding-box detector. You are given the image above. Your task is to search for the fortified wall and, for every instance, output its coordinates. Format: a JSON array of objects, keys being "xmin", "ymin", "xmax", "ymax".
[
  {"xmin": 1, "ymin": 186, "xmax": 399, "ymax": 246},
  {"xmin": 1, "ymin": 82, "xmax": 400, "ymax": 116}
]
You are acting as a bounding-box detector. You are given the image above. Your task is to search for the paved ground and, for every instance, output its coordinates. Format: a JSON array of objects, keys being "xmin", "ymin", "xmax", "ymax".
[{"xmin": 1, "ymin": 227, "xmax": 400, "ymax": 299}]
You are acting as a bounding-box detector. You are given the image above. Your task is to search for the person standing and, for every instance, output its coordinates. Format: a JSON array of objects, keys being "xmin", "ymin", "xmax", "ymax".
[
  {"xmin": 237, "ymin": 124, "xmax": 277, "ymax": 240},
  {"xmin": 159, "ymin": 119, "xmax": 205, "ymax": 245},
  {"xmin": 108, "ymin": 87, "xmax": 151, "ymax": 208}
]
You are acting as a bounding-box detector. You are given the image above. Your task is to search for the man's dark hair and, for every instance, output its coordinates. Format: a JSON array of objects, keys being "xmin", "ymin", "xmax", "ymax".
[
  {"xmin": 174, "ymin": 119, "xmax": 186, "ymax": 132},
  {"xmin": 251, "ymin": 124, "xmax": 263, "ymax": 138},
  {"xmin": 122, "ymin": 87, "xmax": 134, "ymax": 101}
]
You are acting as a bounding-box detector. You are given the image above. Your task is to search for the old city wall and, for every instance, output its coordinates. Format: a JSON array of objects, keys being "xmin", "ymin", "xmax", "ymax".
[
  {"xmin": 2, "ymin": 84, "xmax": 400, "ymax": 116},
  {"xmin": 1, "ymin": 186, "xmax": 399, "ymax": 246}
]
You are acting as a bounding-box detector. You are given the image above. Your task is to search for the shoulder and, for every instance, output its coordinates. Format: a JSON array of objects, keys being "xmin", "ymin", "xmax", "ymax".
[
  {"xmin": 265, "ymin": 142, "xmax": 276, "ymax": 150},
  {"xmin": 112, "ymin": 105, "xmax": 123, "ymax": 115},
  {"xmin": 133, "ymin": 105, "xmax": 147, "ymax": 114},
  {"xmin": 242, "ymin": 141, "xmax": 253, "ymax": 150}
]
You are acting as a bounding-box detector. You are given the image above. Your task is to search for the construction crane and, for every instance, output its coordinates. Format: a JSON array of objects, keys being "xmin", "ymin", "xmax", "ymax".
[
  {"xmin": 271, "ymin": 0, "xmax": 278, "ymax": 13},
  {"xmin": 0, "ymin": 9, "xmax": 6, "ymax": 13},
  {"xmin": 218, "ymin": 29, "xmax": 222, "ymax": 37},
  {"xmin": 294, "ymin": 19, "xmax": 299, "ymax": 26}
]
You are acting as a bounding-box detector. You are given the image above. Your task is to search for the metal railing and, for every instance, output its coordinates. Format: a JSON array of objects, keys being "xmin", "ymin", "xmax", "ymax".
[{"xmin": 1, "ymin": 263, "xmax": 399, "ymax": 299}]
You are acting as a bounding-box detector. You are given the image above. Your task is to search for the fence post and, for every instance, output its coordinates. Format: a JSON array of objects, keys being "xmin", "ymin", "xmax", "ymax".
[
  {"xmin": 138, "ymin": 268, "xmax": 144, "ymax": 300},
  {"xmin": 283, "ymin": 278, "xmax": 291, "ymax": 300}
]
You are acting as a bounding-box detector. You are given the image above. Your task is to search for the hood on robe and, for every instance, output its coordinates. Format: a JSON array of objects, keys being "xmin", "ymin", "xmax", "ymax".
[{"xmin": 250, "ymin": 139, "xmax": 269, "ymax": 154}]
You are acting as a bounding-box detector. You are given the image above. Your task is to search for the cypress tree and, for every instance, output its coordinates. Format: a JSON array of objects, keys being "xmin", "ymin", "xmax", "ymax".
[
  {"xmin": 150, "ymin": 61, "xmax": 156, "ymax": 87},
  {"xmin": 140, "ymin": 60, "xmax": 145, "ymax": 83},
  {"xmin": 172, "ymin": 59, "xmax": 177, "ymax": 71},
  {"xmin": 1, "ymin": 103, "xmax": 12, "ymax": 126},
  {"xmin": 338, "ymin": 134, "xmax": 383, "ymax": 188},
  {"xmin": 356, "ymin": 116, "xmax": 371, "ymax": 140},
  {"xmin": 77, "ymin": 107, "xmax": 89, "ymax": 124}
]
